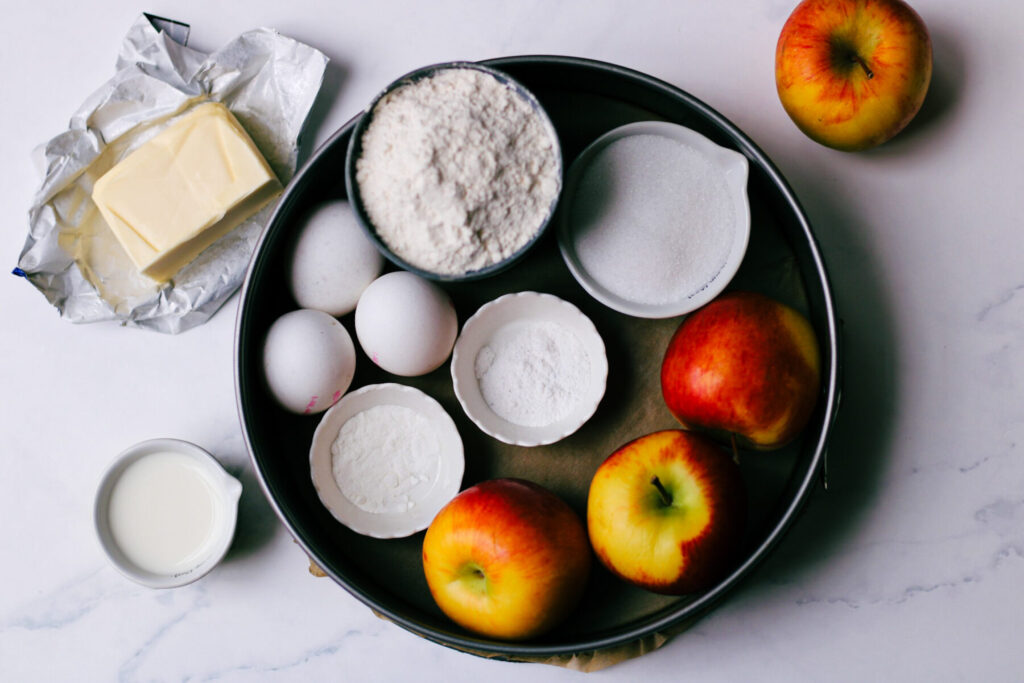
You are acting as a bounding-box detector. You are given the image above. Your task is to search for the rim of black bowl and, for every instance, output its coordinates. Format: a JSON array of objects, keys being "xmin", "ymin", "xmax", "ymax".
[
  {"xmin": 236, "ymin": 55, "xmax": 841, "ymax": 659},
  {"xmin": 343, "ymin": 60, "xmax": 564, "ymax": 282}
]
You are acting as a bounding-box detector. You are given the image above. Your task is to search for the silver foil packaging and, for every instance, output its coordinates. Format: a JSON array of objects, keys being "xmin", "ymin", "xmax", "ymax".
[{"xmin": 16, "ymin": 14, "xmax": 327, "ymax": 333}]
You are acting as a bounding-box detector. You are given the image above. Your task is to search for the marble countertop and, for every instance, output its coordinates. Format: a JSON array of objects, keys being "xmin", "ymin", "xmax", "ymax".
[{"xmin": 3, "ymin": 1, "xmax": 1021, "ymax": 680}]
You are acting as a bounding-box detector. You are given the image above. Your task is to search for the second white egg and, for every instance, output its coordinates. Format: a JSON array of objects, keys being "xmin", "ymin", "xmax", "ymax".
[{"xmin": 355, "ymin": 272, "xmax": 458, "ymax": 377}]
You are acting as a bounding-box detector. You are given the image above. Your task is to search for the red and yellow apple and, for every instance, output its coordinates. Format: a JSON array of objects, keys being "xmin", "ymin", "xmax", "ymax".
[
  {"xmin": 775, "ymin": 0, "xmax": 932, "ymax": 151},
  {"xmin": 587, "ymin": 430, "xmax": 746, "ymax": 595},
  {"xmin": 421, "ymin": 478, "xmax": 591, "ymax": 640},
  {"xmin": 661, "ymin": 291, "xmax": 820, "ymax": 450}
]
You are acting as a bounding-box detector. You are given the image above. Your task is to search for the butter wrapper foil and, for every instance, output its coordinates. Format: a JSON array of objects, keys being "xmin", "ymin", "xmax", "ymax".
[{"xmin": 16, "ymin": 15, "xmax": 328, "ymax": 333}]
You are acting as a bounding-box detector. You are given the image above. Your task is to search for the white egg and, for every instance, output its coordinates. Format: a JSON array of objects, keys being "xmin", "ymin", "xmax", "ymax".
[
  {"xmin": 355, "ymin": 272, "xmax": 458, "ymax": 377},
  {"xmin": 263, "ymin": 309, "xmax": 356, "ymax": 414},
  {"xmin": 289, "ymin": 200, "xmax": 384, "ymax": 316}
]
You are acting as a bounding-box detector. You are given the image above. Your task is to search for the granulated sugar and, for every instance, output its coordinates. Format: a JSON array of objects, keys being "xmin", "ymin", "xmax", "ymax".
[
  {"xmin": 331, "ymin": 405, "xmax": 441, "ymax": 514},
  {"xmin": 356, "ymin": 68, "xmax": 560, "ymax": 275},
  {"xmin": 570, "ymin": 134, "xmax": 735, "ymax": 306},
  {"xmin": 475, "ymin": 320, "xmax": 590, "ymax": 427}
]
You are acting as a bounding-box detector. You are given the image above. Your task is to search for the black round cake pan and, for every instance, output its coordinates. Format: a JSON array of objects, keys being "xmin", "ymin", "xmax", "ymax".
[{"xmin": 235, "ymin": 55, "xmax": 841, "ymax": 659}]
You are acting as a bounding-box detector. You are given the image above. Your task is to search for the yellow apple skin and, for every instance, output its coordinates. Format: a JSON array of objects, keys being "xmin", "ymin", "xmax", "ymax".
[
  {"xmin": 661, "ymin": 292, "xmax": 821, "ymax": 451},
  {"xmin": 587, "ymin": 430, "xmax": 746, "ymax": 595},
  {"xmin": 776, "ymin": 0, "xmax": 932, "ymax": 151},
  {"xmin": 422, "ymin": 478, "xmax": 591, "ymax": 641}
]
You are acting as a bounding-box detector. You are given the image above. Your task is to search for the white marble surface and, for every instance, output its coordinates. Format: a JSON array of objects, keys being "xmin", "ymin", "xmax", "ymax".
[{"xmin": 3, "ymin": 1, "xmax": 1022, "ymax": 680}]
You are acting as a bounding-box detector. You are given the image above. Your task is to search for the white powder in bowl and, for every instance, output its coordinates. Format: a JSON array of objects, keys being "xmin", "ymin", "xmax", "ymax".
[
  {"xmin": 355, "ymin": 68, "xmax": 560, "ymax": 275},
  {"xmin": 570, "ymin": 134, "xmax": 735, "ymax": 306},
  {"xmin": 331, "ymin": 405, "xmax": 441, "ymax": 514},
  {"xmin": 474, "ymin": 321, "xmax": 590, "ymax": 427}
]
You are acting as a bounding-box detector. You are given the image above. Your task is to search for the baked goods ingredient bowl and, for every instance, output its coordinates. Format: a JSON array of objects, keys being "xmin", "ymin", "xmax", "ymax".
[
  {"xmin": 344, "ymin": 61, "xmax": 563, "ymax": 282},
  {"xmin": 309, "ymin": 383, "xmax": 464, "ymax": 539},
  {"xmin": 558, "ymin": 120, "xmax": 751, "ymax": 318},
  {"xmin": 94, "ymin": 438, "xmax": 242, "ymax": 589},
  {"xmin": 235, "ymin": 56, "xmax": 840, "ymax": 660},
  {"xmin": 450, "ymin": 292, "xmax": 607, "ymax": 447}
]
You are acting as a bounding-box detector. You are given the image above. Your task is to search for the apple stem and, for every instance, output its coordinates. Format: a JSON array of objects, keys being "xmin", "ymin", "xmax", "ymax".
[
  {"xmin": 851, "ymin": 54, "xmax": 874, "ymax": 79},
  {"xmin": 730, "ymin": 433, "xmax": 739, "ymax": 464},
  {"xmin": 650, "ymin": 476, "xmax": 673, "ymax": 507}
]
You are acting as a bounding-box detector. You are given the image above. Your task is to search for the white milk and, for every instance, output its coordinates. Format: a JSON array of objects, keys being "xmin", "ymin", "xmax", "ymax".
[{"xmin": 106, "ymin": 451, "xmax": 224, "ymax": 575}]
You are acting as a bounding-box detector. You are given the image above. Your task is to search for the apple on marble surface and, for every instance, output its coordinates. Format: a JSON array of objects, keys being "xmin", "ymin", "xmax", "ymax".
[
  {"xmin": 421, "ymin": 478, "xmax": 591, "ymax": 641},
  {"xmin": 587, "ymin": 429, "xmax": 746, "ymax": 595},
  {"xmin": 775, "ymin": 0, "xmax": 932, "ymax": 151}
]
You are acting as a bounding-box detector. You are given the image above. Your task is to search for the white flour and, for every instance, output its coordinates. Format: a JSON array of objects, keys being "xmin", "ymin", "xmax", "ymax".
[
  {"xmin": 331, "ymin": 405, "xmax": 441, "ymax": 514},
  {"xmin": 356, "ymin": 68, "xmax": 560, "ymax": 275},
  {"xmin": 475, "ymin": 321, "xmax": 590, "ymax": 427}
]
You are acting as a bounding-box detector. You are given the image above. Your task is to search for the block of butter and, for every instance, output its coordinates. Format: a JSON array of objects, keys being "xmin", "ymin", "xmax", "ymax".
[{"xmin": 92, "ymin": 102, "xmax": 282, "ymax": 282}]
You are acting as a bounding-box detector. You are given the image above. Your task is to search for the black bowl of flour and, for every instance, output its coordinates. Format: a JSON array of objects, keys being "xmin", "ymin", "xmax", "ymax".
[{"xmin": 344, "ymin": 61, "xmax": 563, "ymax": 282}]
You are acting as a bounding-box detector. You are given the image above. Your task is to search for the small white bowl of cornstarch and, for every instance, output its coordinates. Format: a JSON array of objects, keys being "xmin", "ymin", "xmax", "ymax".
[
  {"xmin": 346, "ymin": 62, "xmax": 563, "ymax": 281},
  {"xmin": 451, "ymin": 292, "xmax": 608, "ymax": 447},
  {"xmin": 309, "ymin": 383, "xmax": 465, "ymax": 539}
]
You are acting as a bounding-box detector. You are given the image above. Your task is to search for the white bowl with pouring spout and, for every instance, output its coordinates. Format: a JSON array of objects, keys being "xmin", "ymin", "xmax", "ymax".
[
  {"xmin": 94, "ymin": 438, "xmax": 242, "ymax": 589},
  {"xmin": 558, "ymin": 120, "xmax": 751, "ymax": 318}
]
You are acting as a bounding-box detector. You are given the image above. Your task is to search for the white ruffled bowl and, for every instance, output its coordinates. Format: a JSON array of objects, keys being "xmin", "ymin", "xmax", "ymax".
[{"xmin": 450, "ymin": 292, "xmax": 608, "ymax": 447}]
